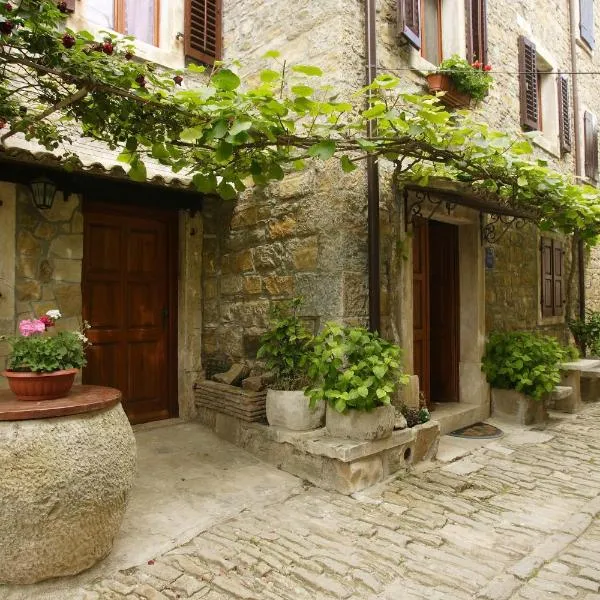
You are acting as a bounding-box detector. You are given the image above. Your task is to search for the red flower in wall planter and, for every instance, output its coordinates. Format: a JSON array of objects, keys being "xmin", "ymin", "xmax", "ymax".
[
  {"xmin": 426, "ymin": 55, "xmax": 493, "ymax": 109},
  {"xmin": 1, "ymin": 310, "xmax": 90, "ymax": 401}
]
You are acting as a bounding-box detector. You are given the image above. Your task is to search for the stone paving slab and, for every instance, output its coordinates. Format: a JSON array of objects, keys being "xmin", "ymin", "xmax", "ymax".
[{"xmin": 10, "ymin": 406, "xmax": 600, "ymax": 600}]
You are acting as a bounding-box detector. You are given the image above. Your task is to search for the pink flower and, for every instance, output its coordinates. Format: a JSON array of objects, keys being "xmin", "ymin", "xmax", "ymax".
[
  {"xmin": 18, "ymin": 319, "xmax": 47, "ymax": 337},
  {"xmin": 39, "ymin": 315, "xmax": 54, "ymax": 329}
]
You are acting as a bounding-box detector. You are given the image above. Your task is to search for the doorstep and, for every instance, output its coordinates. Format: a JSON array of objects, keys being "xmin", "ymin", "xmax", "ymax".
[
  {"xmin": 429, "ymin": 402, "xmax": 490, "ymax": 435},
  {"xmin": 196, "ymin": 405, "xmax": 440, "ymax": 495}
]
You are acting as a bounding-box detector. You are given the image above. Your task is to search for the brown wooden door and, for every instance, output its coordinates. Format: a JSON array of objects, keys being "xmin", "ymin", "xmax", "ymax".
[
  {"xmin": 429, "ymin": 220, "xmax": 460, "ymax": 402},
  {"xmin": 412, "ymin": 218, "xmax": 430, "ymax": 406},
  {"xmin": 82, "ymin": 202, "xmax": 178, "ymax": 424}
]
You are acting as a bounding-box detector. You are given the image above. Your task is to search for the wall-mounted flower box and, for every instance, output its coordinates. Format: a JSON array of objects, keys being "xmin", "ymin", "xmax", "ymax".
[{"xmin": 426, "ymin": 73, "xmax": 472, "ymax": 109}]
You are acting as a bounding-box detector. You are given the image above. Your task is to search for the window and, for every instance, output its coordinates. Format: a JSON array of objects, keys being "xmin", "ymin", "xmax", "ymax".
[
  {"xmin": 466, "ymin": 0, "xmax": 487, "ymax": 64},
  {"xmin": 580, "ymin": 0, "xmax": 595, "ymax": 50},
  {"xmin": 584, "ymin": 110, "xmax": 599, "ymax": 183},
  {"xmin": 86, "ymin": 0, "xmax": 160, "ymax": 46},
  {"xmin": 398, "ymin": 0, "xmax": 466, "ymax": 67},
  {"xmin": 518, "ymin": 36, "xmax": 567, "ymax": 156},
  {"xmin": 540, "ymin": 238, "xmax": 564, "ymax": 318},
  {"xmin": 421, "ymin": 0, "xmax": 442, "ymax": 65},
  {"xmin": 184, "ymin": 0, "xmax": 223, "ymax": 65}
]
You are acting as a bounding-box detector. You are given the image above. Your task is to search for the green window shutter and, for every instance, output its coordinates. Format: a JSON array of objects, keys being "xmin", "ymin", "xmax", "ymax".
[{"xmin": 553, "ymin": 241, "xmax": 564, "ymax": 317}]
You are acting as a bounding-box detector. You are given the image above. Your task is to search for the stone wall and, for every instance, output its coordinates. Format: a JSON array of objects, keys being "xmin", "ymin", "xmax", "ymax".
[
  {"xmin": 587, "ymin": 247, "xmax": 600, "ymax": 312},
  {"xmin": 14, "ymin": 187, "xmax": 83, "ymax": 333},
  {"xmin": 0, "ymin": 182, "xmax": 16, "ymax": 387}
]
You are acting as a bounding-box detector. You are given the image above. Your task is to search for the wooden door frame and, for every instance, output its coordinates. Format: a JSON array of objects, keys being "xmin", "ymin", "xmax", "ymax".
[{"xmin": 82, "ymin": 199, "xmax": 180, "ymax": 420}]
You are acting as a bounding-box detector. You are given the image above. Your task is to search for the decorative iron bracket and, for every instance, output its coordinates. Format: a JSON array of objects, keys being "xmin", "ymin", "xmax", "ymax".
[
  {"xmin": 404, "ymin": 189, "xmax": 456, "ymax": 230},
  {"xmin": 480, "ymin": 212, "xmax": 527, "ymax": 244}
]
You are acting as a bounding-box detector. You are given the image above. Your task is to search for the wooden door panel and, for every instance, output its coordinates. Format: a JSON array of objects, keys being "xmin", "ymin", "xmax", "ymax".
[
  {"xmin": 83, "ymin": 202, "xmax": 177, "ymax": 424},
  {"xmin": 429, "ymin": 220, "xmax": 459, "ymax": 402},
  {"xmin": 86, "ymin": 223, "xmax": 122, "ymax": 272},
  {"xmin": 412, "ymin": 218, "xmax": 430, "ymax": 406},
  {"xmin": 127, "ymin": 282, "xmax": 161, "ymax": 328},
  {"xmin": 86, "ymin": 343, "xmax": 123, "ymax": 390},
  {"xmin": 86, "ymin": 281, "xmax": 122, "ymax": 328}
]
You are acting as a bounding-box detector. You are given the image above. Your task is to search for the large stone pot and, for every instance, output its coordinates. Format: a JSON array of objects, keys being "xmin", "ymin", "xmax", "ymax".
[
  {"xmin": 266, "ymin": 389, "xmax": 325, "ymax": 431},
  {"xmin": 0, "ymin": 387, "xmax": 136, "ymax": 584},
  {"xmin": 326, "ymin": 403, "xmax": 395, "ymax": 441},
  {"xmin": 491, "ymin": 388, "xmax": 548, "ymax": 425}
]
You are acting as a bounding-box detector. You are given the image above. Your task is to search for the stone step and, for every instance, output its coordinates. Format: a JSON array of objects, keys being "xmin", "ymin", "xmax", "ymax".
[
  {"xmin": 551, "ymin": 386, "xmax": 573, "ymax": 401},
  {"xmin": 561, "ymin": 359, "xmax": 600, "ymax": 371}
]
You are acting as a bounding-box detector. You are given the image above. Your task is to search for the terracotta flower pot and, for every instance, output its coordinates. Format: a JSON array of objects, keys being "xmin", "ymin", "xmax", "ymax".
[
  {"xmin": 426, "ymin": 73, "xmax": 472, "ymax": 108},
  {"xmin": 1, "ymin": 369, "xmax": 78, "ymax": 401}
]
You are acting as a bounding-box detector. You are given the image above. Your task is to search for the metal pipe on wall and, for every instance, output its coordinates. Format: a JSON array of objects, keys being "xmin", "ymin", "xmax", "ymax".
[
  {"xmin": 365, "ymin": 0, "xmax": 381, "ymax": 332},
  {"xmin": 568, "ymin": 0, "xmax": 586, "ymax": 319}
]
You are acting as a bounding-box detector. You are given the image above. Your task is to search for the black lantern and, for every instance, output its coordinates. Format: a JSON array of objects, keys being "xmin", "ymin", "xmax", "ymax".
[{"xmin": 29, "ymin": 178, "xmax": 57, "ymax": 210}]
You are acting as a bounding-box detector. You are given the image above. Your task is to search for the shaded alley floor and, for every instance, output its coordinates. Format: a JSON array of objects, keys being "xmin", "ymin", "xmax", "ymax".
[{"xmin": 7, "ymin": 406, "xmax": 600, "ymax": 599}]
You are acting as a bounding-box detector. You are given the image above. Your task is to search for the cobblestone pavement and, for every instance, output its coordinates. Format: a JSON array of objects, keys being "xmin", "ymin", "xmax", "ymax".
[{"xmin": 82, "ymin": 405, "xmax": 600, "ymax": 600}]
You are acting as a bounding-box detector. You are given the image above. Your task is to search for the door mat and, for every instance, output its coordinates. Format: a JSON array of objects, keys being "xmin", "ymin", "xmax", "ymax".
[{"xmin": 448, "ymin": 422, "xmax": 503, "ymax": 439}]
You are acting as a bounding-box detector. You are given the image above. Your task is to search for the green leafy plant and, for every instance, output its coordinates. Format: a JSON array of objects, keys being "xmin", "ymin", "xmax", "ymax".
[
  {"xmin": 307, "ymin": 323, "xmax": 408, "ymax": 413},
  {"xmin": 482, "ymin": 331, "xmax": 578, "ymax": 400},
  {"xmin": 435, "ymin": 55, "xmax": 493, "ymax": 101},
  {"xmin": 568, "ymin": 311, "xmax": 600, "ymax": 357},
  {"xmin": 256, "ymin": 298, "xmax": 313, "ymax": 390},
  {"xmin": 3, "ymin": 310, "xmax": 90, "ymax": 373},
  {"xmin": 0, "ymin": 3, "xmax": 599, "ymax": 242}
]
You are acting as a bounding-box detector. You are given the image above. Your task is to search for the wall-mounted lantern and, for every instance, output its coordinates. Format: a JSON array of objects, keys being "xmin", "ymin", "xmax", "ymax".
[{"xmin": 29, "ymin": 178, "xmax": 58, "ymax": 210}]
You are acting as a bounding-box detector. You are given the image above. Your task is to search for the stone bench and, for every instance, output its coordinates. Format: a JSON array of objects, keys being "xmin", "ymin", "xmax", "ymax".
[{"xmin": 559, "ymin": 359, "xmax": 600, "ymax": 409}]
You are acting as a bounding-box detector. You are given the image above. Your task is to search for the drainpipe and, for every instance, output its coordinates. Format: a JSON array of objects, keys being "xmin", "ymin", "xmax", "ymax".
[
  {"xmin": 568, "ymin": 0, "xmax": 586, "ymax": 319},
  {"xmin": 365, "ymin": 0, "xmax": 381, "ymax": 332}
]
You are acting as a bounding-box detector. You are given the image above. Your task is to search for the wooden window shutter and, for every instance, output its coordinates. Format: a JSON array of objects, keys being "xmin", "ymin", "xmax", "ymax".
[
  {"xmin": 466, "ymin": 0, "xmax": 488, "ymax": 64},
  {"xmin": 398, "ymin": 0, "xmax": 421, "ymax": 50},
  {"xmin": 540, "ymin": 238, "xmax": 554, "ymax": 318},
  {"xmin": 580, "ymin": 0, "xmax": 595, "ymax": 50},
  {"xmin": 185, "ymin": 0, "xmax": 223, "ymax": 65},
  {"xmin": 558, "ymin": 75, "xmax": 572, "ymax": 154},
  {"xmin": 58, "ymin": 0, "xmax": 76, "ymax": 12},
  {"xmin": 584, "ymin": 110, "xmax": 599, "ymax": 182},
  {"xmin": 518, "ymin": 36, "xmax": 539, "ymax": 131},
  {"xmin": 553, "ymin": 241, "xmax": 564, "ymax": 316}
]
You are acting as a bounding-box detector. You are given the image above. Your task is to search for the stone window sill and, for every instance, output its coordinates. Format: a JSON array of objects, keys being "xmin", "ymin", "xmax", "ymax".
[{"xmin": 531, "ymin": 133, "xmax": 561, "ymax": 160}]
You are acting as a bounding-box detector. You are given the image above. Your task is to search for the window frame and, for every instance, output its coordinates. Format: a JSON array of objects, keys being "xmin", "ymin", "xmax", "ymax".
[
  {"xmin": 111, "ymin": 0, "xmax": 161, "ymax": 47},
  {"xmin": 420, "ymin": 0, "xmax": 443, "ymax": 66}
]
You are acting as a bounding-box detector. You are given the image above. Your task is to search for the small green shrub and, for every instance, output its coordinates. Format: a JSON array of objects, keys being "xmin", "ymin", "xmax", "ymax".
[
  {"xmin": 307, "ymin": 323, "xmax": 409, "ymax": 413},
  {"xmin": 437, "ymin": 55, "xmax": 493, "ymax": 101},
  {"xmin": 568, "ymin": 311, "xmax": 600, "ymax": 357},
  {"xmin": 256, "ymin": 297, "xmax": 313, "ymax": 390},
  {"xmin": 482, "ymin": 331, "xmax": 578, "ymax": 401}
]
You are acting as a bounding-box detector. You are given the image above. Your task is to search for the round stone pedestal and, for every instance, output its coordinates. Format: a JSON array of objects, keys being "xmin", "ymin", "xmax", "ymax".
[{"xmin": 0, "ymin": 385, "xmax": 137, "ymax": 584}]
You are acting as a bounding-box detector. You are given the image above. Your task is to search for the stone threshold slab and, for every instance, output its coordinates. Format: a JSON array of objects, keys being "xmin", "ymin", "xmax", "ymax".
[{"xmin": 245, "ymin": 422, "xmax": 425, "ymax": 463}]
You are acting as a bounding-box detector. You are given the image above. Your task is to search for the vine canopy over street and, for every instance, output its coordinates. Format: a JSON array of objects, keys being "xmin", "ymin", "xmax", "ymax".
[{"xmin": 1, "ymin": 1, "xmax": 599, "ymax": 242}]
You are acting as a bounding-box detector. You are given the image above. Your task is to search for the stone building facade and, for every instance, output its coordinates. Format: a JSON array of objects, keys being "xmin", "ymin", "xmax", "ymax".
[{"xmin": 0, "ymin": 0, "xmax": 599, "ymax": 429}]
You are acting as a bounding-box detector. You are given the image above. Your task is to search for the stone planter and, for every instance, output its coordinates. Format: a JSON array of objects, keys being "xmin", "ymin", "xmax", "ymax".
[
  {"xmin": 325, "ymin": 404, "xmax": 395, "ymax": 441},
  {"xmin": 266, "ymin": 389, "xmax": 325, "ymax": 431},
  {"xmin": 0, "ymin": 386, "xmax": 136, "ymax": 584},
  {"xmin": 2, "ymin": 368, "xmax": 78, "ymax": 401},
  {"xmin": 491, "ymin": 388, "xmax": 548, "ymax": 425},
  {"xmin": 426, "ymin": 73, "xmax": 472, "ymax": 108}
]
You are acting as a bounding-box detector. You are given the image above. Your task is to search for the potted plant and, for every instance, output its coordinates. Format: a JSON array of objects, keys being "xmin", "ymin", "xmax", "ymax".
[
  {"xmin": 307, "ymin": 323, "xmax": 409, "ymax": 441},
  {"xmin": 426, "ymin": 55, "xmax": 493, "ymax": 108},
  {"xmin": 568, "ymin": 310, "xmax": 600, "ymax": 358},
  {"xmin": 482, "ymin": 331, "xmax": 577, "ymax": 425},
  {"xmin": 1, "ymin": 309, "xmax": 90, "ymax": 401},
  {"xmin": 257, "ymin": 298, "xmax": 324, "ymax": 431}
]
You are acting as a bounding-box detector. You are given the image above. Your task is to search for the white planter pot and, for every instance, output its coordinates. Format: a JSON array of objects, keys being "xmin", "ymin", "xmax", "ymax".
[
  {"xmin": 325, "ymin": 404, "xmax": 395, "ymax": 441},
  {"xmin": 266, "ymin": 389, "xmax": 325, "ymax": 431}
]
